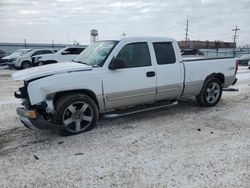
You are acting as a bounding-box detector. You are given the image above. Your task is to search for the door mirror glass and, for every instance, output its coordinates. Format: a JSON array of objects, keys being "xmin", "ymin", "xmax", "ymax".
[
  {"xmin": 109, "ymin": 58, "xmax": 127, "ymax": 70},
  {"xmin": 62, "ymin": 50, "xmax": 69, "ymax": 55}
]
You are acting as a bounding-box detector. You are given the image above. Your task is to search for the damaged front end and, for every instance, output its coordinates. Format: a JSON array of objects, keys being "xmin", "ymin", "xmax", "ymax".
[{"xmin": 14, "ymin": 81, "xmax": 65, "ymax": 130}]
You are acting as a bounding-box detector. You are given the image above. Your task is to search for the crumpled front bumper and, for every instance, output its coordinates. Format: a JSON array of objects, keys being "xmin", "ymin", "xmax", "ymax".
[{"xmin": 17, "ymin": 107, "xmax": 66, "ymax": 130}]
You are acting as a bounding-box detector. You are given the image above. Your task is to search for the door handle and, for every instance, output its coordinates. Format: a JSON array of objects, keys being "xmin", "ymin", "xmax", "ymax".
[{"xmin": 146, "ymin": 71, "xmax": 155, "ymax": 77}]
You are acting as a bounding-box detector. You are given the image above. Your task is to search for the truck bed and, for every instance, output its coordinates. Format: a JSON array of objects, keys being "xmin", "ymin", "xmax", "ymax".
[
  {"xmin": 182, "ymin": 56, "xmax": 235, "ymax": 62},
  {"xmin": 182, "ymin": 57, "xmax": 237, "ymax": 97}
]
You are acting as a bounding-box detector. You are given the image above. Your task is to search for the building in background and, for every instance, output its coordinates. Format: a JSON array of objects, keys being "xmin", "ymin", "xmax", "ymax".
[{"xmin": 178, "ymin": 40, "xmax": 239, "ymax": 57}]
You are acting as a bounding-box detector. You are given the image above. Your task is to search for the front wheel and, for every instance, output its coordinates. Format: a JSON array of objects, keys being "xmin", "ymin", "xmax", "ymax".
[
  {"xmin": 21, "ymin": 61, "xmax": 32, "ymax": 69},
  {"xmin": 53, "ymin": 93, "xmax": 99, "ymax": 136},
  {"xmin": 196, "ymin": 77, "xmax": 223, "ymax": 107}
]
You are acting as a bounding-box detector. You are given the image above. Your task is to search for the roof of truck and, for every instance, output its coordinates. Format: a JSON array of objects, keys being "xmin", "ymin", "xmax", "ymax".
[{"xmin": 101, "ymin": 37, "xmax": 176, "ymax": 43}]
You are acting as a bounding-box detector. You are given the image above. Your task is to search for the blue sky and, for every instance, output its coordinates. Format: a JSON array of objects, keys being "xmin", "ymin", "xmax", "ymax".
[{"xmin": 0, "ymin": 0, "xmax": 249, "ymax": 46}]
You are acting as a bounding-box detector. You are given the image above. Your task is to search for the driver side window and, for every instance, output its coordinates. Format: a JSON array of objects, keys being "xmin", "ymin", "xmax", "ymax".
[{"xmin": 116, "ymin": 42, "xmax": 151, "ymax": 68}]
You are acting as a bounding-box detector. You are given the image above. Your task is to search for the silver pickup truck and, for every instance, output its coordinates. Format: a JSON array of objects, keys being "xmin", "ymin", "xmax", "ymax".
[{"xmin": 12, "ymin": 37, "xmax": 238, "ymax": 135}]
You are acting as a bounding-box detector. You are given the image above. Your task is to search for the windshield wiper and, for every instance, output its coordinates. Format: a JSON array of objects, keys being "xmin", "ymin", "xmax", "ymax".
[{"xmin": 72, "ymin": 59, "xmax": 87, "ymax": 65}]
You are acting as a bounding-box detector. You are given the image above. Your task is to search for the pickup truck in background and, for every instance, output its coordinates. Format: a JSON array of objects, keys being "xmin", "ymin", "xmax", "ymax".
[
  {"xmin": 12, "ymin": 37, "xmax": 238, "ymax": 136},
  {"xmin": 8, "ymin": 49, "xmax": 55, "ymax": 69},
  {"xmin": 32, "ymin": 46, "xmax": 86, "ymax": 66}
]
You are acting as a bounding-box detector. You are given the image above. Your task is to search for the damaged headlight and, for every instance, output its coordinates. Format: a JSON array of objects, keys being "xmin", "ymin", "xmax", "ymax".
[{"xmin": 14, "ymin": 81, "xmax": 28, "ymax": 99}]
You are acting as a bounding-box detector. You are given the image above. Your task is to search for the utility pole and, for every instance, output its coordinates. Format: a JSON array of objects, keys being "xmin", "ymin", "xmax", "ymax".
[
  {"xmin": 121, "ymin": 31, "xmax": 127, "ymax": 38},
  {"xmin": 232, "ymin": 25, "xmax": 240, "ymax": 57},
  {"xmin": 24, "ymin": 39, "xmax": 27, "ymax": 49},
  {"xmin": 185, "ymin": 19, "xmax": 189, "ymax": 48},
  {"xmin": 232, "ymin": 25, "xmax": 240, "ymax": 44}
]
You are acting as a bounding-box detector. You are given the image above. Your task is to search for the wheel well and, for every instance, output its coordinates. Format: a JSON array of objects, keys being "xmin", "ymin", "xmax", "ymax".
[
  {"xmin": 53, "ymin": 89, "xmax": 99, "ymax": 109},
  {"xmin": 207, "ymin": 73, "xmax": 225, "ymax": 84}
]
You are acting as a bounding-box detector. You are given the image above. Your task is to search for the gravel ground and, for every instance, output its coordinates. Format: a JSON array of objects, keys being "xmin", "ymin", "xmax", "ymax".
[{"xmin": 0, "ymin": 67, "xmax": 250, "ymax": 188}]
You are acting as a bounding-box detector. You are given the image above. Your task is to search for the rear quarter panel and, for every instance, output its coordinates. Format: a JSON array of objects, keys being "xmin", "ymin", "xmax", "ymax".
[{"xmin": 183, "ymin": 58, "xmax": 236, "ymax": 96}]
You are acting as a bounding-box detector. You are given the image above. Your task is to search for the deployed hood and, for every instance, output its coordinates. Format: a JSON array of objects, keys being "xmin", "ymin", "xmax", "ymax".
[{"xmin": 12, "ymin": 62, "xmax": 92, "ymax": 81}]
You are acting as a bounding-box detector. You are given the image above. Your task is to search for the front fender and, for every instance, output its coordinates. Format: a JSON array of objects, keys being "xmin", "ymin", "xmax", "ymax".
[{"xmin": 27, "ymin": 71, "xmax": 103, "ymax": 105}]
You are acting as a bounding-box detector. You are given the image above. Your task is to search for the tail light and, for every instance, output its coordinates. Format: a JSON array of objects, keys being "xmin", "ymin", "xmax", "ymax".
[{"xmin": 235, "ymin": 60, "xmax": 239, "ymax": 75}]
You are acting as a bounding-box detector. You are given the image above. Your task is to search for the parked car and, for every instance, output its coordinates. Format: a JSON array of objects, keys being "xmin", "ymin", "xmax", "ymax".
[
  {"xmin": 181, "ymin": 48, "xmax": 205, "ymax": 56},
  {"xmin": 237, "ymin": 54, "xmax": 250, "ymax": 66},
  {"xmin": 8, "ymin": 49, "xmax": 55, "ymax": 69},
  {"xmin": 12, "ymin": 37, "xmax": 238, "ymax": 136},
  {"xmin": 0, "ymin": 50, "xmax": 7, "ymax": 64},
  {"xmin": 32, "ymin": 46, "xmax": 86, "ymax": 66},
  {"xmin": 1, "ymin": 49, "xmax": 32, "ymax": 65}
]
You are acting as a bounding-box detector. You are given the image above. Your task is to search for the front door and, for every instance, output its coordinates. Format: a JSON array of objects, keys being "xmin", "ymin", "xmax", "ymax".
[{"xmin": 103, "ymin": 42, "xmax": 156, "ymax": 111}]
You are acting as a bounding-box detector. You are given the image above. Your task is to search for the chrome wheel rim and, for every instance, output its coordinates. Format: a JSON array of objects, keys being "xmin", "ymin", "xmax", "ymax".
[
  {"xmin": 62, "ymin": 102, "xmax": 93, "ymax": 132},
  {"xmin": 206, "ymin": 82, "xmax": 220, "ymax": 104}
]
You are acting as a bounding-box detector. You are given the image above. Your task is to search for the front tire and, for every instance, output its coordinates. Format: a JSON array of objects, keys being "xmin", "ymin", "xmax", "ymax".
[
  {"xmin": 196, "ymin": 77, "xmax": 223, "ymax": 107},
  {"xmin": 21, "ymin": 61, "xmax": 32, "ymax": 69},
  {"xmin": 53, "ymin": 93, "xmax": 99, "ymax": 136}
]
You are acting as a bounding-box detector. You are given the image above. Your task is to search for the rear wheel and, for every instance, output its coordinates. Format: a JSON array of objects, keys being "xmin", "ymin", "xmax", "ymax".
[
  {"xmin": 196, "ymin": 77, "xmax": 222, "ymax": 107},
  {"xmin": 53, "ymin": 93, "xmax": 99, "ymax": 136}
]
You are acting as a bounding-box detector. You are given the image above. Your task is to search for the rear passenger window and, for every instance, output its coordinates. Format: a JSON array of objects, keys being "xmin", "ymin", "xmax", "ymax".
[
  {"xmin": 67, "ymin": 48, "xmax": 85, "ymax": 55},
  {"xmin": 153, "ymin": 42, "xmax": 176, "ymax": 65},
  {"xmin": 42, "ymin": 50, "xmax": 53, "ymax": 54},
  {"xmin": 116, "ymin": 42, "xmax": 151, "ymax": 68}
]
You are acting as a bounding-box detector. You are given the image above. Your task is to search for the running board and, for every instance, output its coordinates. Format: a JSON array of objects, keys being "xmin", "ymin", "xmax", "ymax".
[
  {"xmin": 103, "ymin": 101, "xmax": 178, "ymax": 119},
  {"xmin": 223, "ymin": 88, "xmax": 239, "ymax": 92}
]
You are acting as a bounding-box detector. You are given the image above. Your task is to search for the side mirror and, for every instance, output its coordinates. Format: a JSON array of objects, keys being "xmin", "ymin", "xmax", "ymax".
[
  {"xmin": 62, "ymin": 51, "xmax": 69, "ymax": 55},
  {"xmin": 109, "ymin": 58, "xmax": 126, "ymax": 70}
]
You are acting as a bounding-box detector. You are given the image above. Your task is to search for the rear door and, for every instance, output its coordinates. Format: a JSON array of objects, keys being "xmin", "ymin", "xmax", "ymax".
[
  {"xmin": 103, "ymin": 42, "xmax": 156, "ymax": 111},
  {"xmin": 152, "ymin": 42, "xmax": 184, "ymax": 101}
]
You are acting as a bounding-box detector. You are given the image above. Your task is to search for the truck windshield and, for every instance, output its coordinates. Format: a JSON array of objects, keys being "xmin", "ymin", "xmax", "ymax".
[{"xmin": 73, "ymin": 41, "xmax": 118, "ymax": 66}]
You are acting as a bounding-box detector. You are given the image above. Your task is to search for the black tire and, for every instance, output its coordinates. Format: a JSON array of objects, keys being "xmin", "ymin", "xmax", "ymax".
[
  {"xmin": 196, "ymin": 77, "xmax": 222, "ymax": 107},
  {"xmin": 53, "ymin": 93, "xmax": 99, "ymax": 136},
  {"xmin": 21, "ymin": 61, "xmax": 32, "ymax": 69}
]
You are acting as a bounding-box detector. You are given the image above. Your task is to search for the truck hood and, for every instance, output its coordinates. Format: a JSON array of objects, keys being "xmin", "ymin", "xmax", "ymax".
[{"xmin": 12, "ymin": 62, "xmax": 92, "ymax": 81}]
